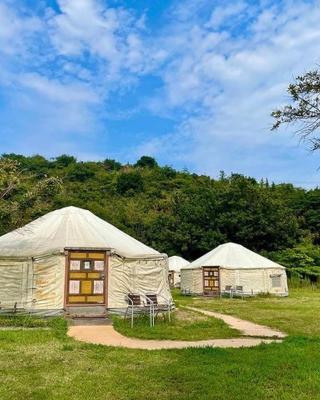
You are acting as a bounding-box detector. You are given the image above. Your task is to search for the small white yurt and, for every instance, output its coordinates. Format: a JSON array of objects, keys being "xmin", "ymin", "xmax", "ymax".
[
  {"xmin": 0, "ymin": 206, "xmax": 171, "ymax": 315},
  {"xmin": 180, "ymin": 242, "xmax": 288, "ymax": 296},
  {"xmin": 168, "ymin": 256, "xmax": 190, "ymax": 288}
]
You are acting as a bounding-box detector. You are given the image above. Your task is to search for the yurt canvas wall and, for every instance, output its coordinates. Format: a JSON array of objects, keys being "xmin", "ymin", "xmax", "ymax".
[
  {"xmin": 0, "ymin": 207, "xmax": 171, "ymax": 315},
  {"xmin": 107, "ymin": 254, "xmax": 169, "ymax": 310},
  {"xmin": 181, "ymin": 243, "xmax": 288, "ymax": 296},
  {"xmin": 0, "ymin": 254, "xmax": 65, "ymax": 314},
  {"xmin": 168, "ymin": 256, "xmax": 190, "ymax": 288}
]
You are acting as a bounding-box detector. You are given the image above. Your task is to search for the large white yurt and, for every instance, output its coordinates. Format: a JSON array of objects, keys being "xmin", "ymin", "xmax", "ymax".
[
  {"xmin": 180, "ymin": 242, "xmax": 288, "ymax": 296},
  {"xmin": 0, "ymin": 206, "xmax": 171, "ymax": 315},
  {"xmin": 168, "ymin": 256, "xmax": 190, "ymax": 288}
]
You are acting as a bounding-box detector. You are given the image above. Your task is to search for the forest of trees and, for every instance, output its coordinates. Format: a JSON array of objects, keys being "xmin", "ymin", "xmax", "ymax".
[{"xmin": 1, "ymin": 153, "xmax": 319, "ymax": 283}]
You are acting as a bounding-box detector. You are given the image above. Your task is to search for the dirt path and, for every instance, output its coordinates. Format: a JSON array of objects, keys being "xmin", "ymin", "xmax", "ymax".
[
  {"xmin": 68, "ymin": 307, "xmax": 286, "ymax": 350},
  {"xmin": 185, "ymin": 306, "xmax": 287, "ymax": 338},
  {"xmin": 68, "ymin": 325, "xmax": 281, "ymax": 350}
]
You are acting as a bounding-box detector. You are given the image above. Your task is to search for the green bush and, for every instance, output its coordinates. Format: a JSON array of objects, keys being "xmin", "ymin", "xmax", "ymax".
[
  {"xmin": 135, "ymin": 156, "xmax": 158, "ymax": 168},
  {"xmin": 116, "ymin": 172, "xmax": 144, "ymax": 195}
]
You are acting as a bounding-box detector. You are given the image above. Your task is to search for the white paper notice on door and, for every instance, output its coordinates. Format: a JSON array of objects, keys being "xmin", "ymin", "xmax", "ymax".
[
  {"xmin": 69, "ymin": 280, "xmax": 80, "ymax": 294},
  {"xmin": 83, "ymin": 261, "xmax": 91, "ymax": 270},
  {"xmin": 70, "ymin": 260, "xmax": 81, "ymax": 270},
  {"xmin": 93, "ymin": 280, "xmax": 104, "ymax": 294},
  {"xmin": 94, "ymin": 260, "xmax": 104, "ymax": 271}
]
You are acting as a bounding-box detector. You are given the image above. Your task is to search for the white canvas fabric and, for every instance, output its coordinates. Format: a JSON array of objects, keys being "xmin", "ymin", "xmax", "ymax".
[
  {"xmin": 180, "ymin": 268, "xmax": 202, "ymax": 293},
  {"xmin": 108, "ymin": 255, "xmax": 171, "ymax": 309},
  {"xmin": 0, "ymin": 206, "xmax": 172, "ymax": 313},
  {"xmin": 168, "ymin": 256, "xmax": 190, "ymax": 287},
  {"xmin": 0, "ymin": 254, "xmax": 65, "ymax": 314},
  {"xmin": 0, "ymin": 206, "xmax": 158, "ymax": 258},
  {"xmin": 184, "ymin": 242, "xmax": 285, "ymax": 270},
  {"xmin": 168, "ymin": 256, "xmax": 190, "ymax": 272}
]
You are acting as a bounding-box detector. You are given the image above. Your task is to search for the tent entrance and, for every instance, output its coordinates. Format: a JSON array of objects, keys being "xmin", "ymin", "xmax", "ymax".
[
  {"xmin": 168, "ymin": 271, "xmax": 175, "ymax": 288},
  {"xmin": 203, "ymin": 267, "xmax": 220, "ymax": 296},
  {"xmin": 65, "ymin": 250, "xmax": 108, "ymax": 307}
]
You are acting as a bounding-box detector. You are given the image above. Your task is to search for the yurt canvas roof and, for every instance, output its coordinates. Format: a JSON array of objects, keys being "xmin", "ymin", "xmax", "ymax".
[
  {"xmin": 0, "ymin": 206, "xmax": 159, "ymax": 258},
  {"xmin": 168, "ymin": 256, "xmax": 190, "ymax": 272},
  {"xmin": 183, "ymin": 242, "xmax": 285, "ymax": 270}
]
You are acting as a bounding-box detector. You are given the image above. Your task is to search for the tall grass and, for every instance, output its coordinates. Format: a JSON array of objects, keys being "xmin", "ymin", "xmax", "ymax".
[{"xmin": 288, "ymin": 276, "xmax": 319, "ymax": 289}]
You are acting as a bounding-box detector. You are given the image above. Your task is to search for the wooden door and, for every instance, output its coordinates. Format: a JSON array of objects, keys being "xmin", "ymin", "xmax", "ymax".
[
  {"xmin": 168, "ymin": 271, "xmax": 175, "ymax": 288},
  {"xmin": 203, "ymin": 267, "xmax": 220, "ymax": 296},
  {"xmin": 66, "ymin": 251, "xmax": 107, "ymax": 306}
]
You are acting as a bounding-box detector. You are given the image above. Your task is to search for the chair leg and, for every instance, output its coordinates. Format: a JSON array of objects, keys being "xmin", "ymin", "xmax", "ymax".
[{"xmin": 149, "ymin": 306, "xmax": 153, "ymax": 327}]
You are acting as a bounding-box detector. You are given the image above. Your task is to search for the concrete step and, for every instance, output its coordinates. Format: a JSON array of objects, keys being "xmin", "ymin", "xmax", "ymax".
[
  {"xmin": 69, "ymin": 318, "xmax": 112, "ymax": 326},
  {"xmin": 65, "ymin": 306, "xmax": 107, "ymax": 319}
]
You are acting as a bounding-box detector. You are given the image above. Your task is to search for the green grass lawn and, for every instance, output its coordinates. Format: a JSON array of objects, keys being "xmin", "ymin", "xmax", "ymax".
[
  {"xmin": 112, "ymin": 307, "xmax": 240, "ymax": 340},
  {"xmin": 1, "ymin": 287, "xmax": 320, "ymax": 400},
  {"xmin": 0, "ymin": 315, "xmax": 61, "ymax": 328},
  {"xmin": 174, "ymin": 288, "xmax": 320, "ymax": 336}
]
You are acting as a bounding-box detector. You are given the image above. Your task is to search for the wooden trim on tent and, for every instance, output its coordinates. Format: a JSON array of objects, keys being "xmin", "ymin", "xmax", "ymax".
[
  {"xmin": 64, "ymin": 249, "xmax": 109, "ymax": 307},
  {"xmin": 63, "ymin": 252, "xmax": 68, "ymax": 310},
  {"xmin": 202, "ymin": 266, "xmax": 220, "ymax": 296},
  {"xmin": 104, "ymin": 250, "xmax": 109, "ymax": 309},
  {"xmin": 168, "ymin": 271, "xmax": 175, "ymax": 288}
]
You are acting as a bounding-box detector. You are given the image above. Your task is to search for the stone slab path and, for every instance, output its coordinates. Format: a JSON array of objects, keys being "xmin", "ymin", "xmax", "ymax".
[
  {"xmin": 185, "ymin": 307, "xmax": 287, "ymax": 338},
  {"xmin": 68, "ymin": 307, "xmax": 286, "ymax": 350}
]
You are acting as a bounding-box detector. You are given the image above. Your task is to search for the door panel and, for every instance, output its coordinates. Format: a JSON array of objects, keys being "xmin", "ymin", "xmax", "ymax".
[
  {"xmin": 203, "ymin": 267, "xmax": 220, "ymax": 296},
  {"xmin": 66, "ymin": 251, "xmax": 107, "ymax": 305}
]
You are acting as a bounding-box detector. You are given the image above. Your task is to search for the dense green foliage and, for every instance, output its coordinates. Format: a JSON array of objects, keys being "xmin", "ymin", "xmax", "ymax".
[
  {"xmin": 0, "ymin": 154, "xmax": 319, "ymax": 266},
  {"xmin": 268, "ymin": 244, "xmax": 320, "ymax": 284},
  {"xmin": 0, "ymin": 157, "xmax": 62, "ymax": 233}
]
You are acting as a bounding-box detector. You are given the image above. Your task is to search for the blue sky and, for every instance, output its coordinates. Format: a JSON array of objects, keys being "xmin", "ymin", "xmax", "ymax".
[{"xmin": 0, "ymin": 0, "xmax": 319, "ymax": 186}]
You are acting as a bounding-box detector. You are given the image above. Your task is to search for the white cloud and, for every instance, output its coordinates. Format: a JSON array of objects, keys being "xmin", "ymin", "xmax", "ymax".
[
  {"xmin": 139, "ymin": 0, "xmax": 320, "ymax": 184},
  {"xmin": 0, "ymin": 2, "xmax": 42, "ymax": 57},
  {"xmin": 0, "ymin": 0, "xmax": 149, "ymax": 156},
  {"xmin": 18, "ymin": 73, "xmax": 98, "ymax": 103},
  {"xmin": 206, "ymin": 1, "xmax": 248, "ymax": 29},
  {"xmin": 48, "ymin": 0, "xmax": 148, "ymax": 79},
  {"xmin": 49, "ymin": 0, "xmax": 122, "ymax": 58},
  {"xmin": 0, "ymin": 0, "xmax": 150, "ymax": 101}
]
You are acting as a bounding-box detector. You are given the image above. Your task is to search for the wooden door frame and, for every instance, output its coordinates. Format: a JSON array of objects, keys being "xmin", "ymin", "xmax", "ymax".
[
  {"xmin": 63, "ymin": 249, "xmax": 109, "ymax": 308},
  {"xmin": 168, "ymin": 270, "xmax": 175, "ymax": 288},
  {"xmin": 202, "ymin": 266, "xmax": 221, "ymax": 296}
]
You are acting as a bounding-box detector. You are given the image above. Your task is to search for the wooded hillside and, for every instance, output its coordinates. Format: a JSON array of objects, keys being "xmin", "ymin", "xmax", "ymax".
[{"xmin": 1, "ymin": 153, "xmax": 319, "ymax": 281}]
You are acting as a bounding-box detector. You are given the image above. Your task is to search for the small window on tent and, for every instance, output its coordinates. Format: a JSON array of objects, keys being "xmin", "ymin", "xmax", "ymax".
[{"xmin": 271, "ymin": 275, "xmax": 281, "ymax": 288}]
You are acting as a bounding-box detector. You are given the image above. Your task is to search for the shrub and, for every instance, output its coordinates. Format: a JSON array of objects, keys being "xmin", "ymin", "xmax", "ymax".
[{"xmin": 116, "ymin": 172, "xmax": 144, "ymax": 195}]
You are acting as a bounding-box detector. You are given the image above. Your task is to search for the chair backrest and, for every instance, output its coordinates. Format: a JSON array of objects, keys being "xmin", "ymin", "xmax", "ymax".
[
  {"xmin": 145, "ymin": 294, "xmax": 158, "ymax": 305},
  {"xmin": 225, "ymin": 285, "xmax": 232, "ymax": 291},
  {"xmin": 127, "ymin": 294, "xmax": 141, "ymax": 306}
]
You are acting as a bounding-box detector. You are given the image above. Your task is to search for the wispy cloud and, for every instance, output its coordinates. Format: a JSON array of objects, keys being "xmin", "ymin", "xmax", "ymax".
[
  {"xmin": 138, "ymin": 0, "xmax": 320, "ymax": 184},
  {"xmin": 0, "ymin": 0, "xmax": 148, "ymax": 155},
  {"xmin": 0, "ymin": 0, "xmax": 319, "ymax": 186}
]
